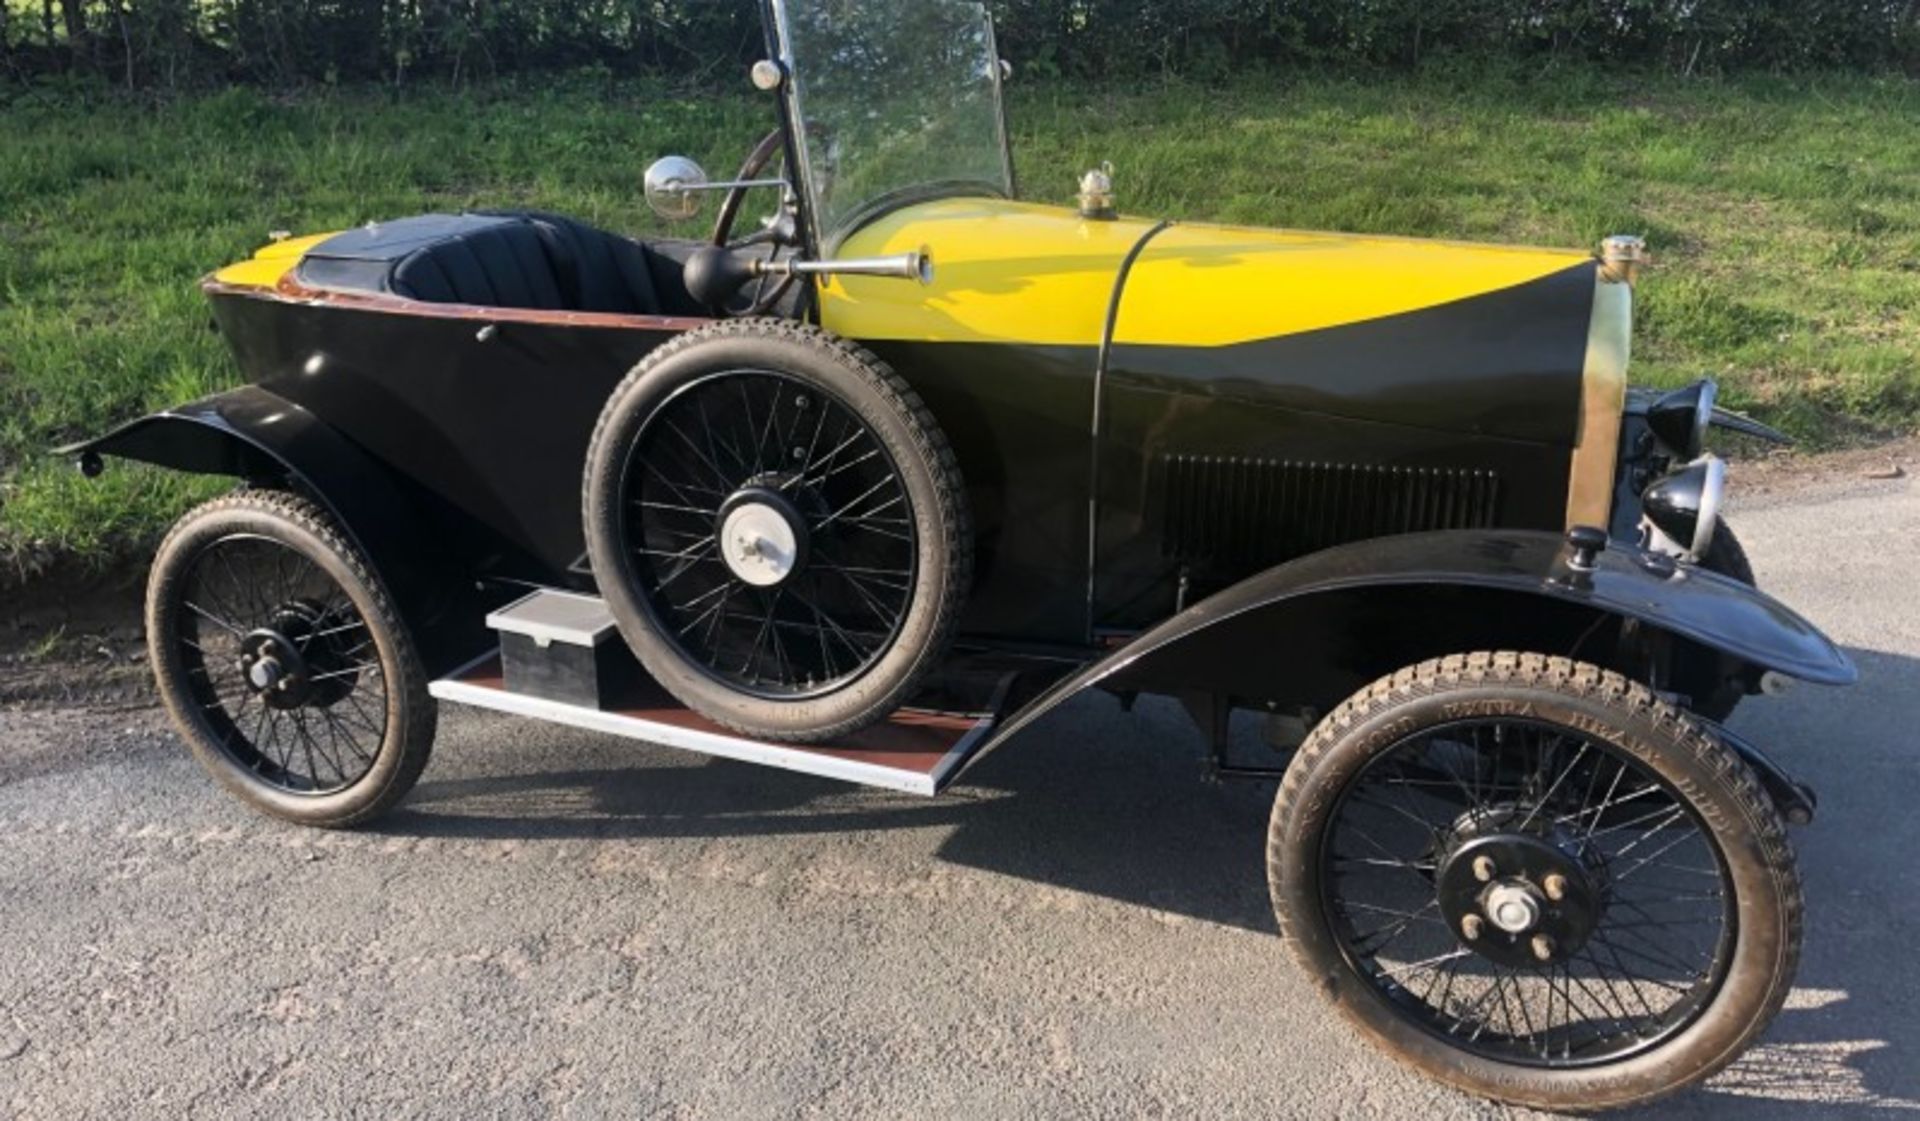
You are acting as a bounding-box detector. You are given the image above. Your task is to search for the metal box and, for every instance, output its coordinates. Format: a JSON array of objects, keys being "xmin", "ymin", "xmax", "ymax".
[{"xmin": 486, "ymin": 590, "xmax": 641, "ymax": 710}]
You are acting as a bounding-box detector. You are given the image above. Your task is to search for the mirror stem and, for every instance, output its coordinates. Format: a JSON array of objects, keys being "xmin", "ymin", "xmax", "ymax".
[{"xmin": 671, "ymin": 177, "xmax": 788, "ymax": 196}]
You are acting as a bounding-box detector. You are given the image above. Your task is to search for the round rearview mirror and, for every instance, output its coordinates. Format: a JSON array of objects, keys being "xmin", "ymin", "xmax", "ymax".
[{"xmin": 645, "ymin": 156, "xmax": 709, "ymax": 221}]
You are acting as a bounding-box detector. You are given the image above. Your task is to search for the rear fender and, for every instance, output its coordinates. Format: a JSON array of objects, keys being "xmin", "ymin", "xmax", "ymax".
[
  {"xmin": 964, "ymin": 529, "xmax": 1854, "ymax": 771},
  {"xmin": 62, "ymin": 385, "xmax": 480, "ymax": 671}
]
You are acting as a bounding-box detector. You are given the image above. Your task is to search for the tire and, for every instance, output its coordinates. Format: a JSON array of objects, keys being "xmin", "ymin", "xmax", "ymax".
[
  {"xmin": 1680, "ymin": 523, "xmax": 1757, "ymax": 722},
  {"xmin": 583, "ymin": 319, "xmax": 971, "ymax": 741},
  {"xmin": 1269, "ymin": 652, "xmax": 1801, "ymax": 1112},
  {"xmin": 147, "ymin": 490, "xmax": 436, "ymax": 828}
]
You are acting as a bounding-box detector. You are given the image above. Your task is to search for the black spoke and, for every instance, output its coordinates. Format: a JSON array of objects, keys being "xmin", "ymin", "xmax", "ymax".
[
  {"xmin": 618, "ymin": 370, "xmax": 918, "ymax": 700},
  {"xmin": 170, "ymin": 534, "xmax": 385, "ymax": 798},
  {"xmin": 1321, "ymin": 715, "xmax": 1734, "ymax": 1068},
  {"xmin": 183, "ymin": 600, "xmax": 247, "ymax": 638}
]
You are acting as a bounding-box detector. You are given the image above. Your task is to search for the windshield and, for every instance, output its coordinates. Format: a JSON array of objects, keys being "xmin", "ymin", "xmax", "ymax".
[{"xmin": 776, "ymin": 0, "xmax": 1013, "ymax": 245}]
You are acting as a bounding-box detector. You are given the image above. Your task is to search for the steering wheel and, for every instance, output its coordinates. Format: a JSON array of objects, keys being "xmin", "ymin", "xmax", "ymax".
[{"xmin": 708, "ymin": 129, "xmax": 797, "ymax": 317}]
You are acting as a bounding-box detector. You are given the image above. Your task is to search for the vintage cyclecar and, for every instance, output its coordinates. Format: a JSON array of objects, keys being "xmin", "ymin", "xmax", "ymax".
[{"xmin": 68, "ymin": 0, "xmax": 1855, "ymax": 1109}]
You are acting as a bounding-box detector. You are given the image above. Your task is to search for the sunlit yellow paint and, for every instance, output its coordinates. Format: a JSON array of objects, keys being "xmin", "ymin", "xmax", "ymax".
[
  {"xmin": 209, "ymin": 232, "xmax": 338, "ymax": 289},
  {"xmin": 821, "ymin": 199, "xmax": 1592, "ymax": 348}
]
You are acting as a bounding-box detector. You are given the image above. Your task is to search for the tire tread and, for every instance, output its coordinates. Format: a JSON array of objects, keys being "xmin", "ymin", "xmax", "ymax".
[{"xmin": 1268, "ymin": 651, "xmax": 1801, "ymax": 1112}]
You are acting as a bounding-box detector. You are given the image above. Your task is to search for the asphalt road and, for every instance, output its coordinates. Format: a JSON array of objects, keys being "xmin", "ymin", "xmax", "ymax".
[{"xmin": 3, "ymin": 475, "xmax": 1917, "ymax": 1120}]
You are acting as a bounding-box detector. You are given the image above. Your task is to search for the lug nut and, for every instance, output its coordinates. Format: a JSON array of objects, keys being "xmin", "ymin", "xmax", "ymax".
[
  {"xmin": 1472, "ymin": 855, "xmax": 1496, "ymax": 883},
  {"xmin": 1532, "ymin": 934, "xmax": 1556, "ymax": 962},
  {"xmin": 1542, "ymin": 873, "xmax": 1568, "ymax": 902},
  {"xmin": 1460, "ymin": 914, "xmax": 1484, "ymax": 941}
]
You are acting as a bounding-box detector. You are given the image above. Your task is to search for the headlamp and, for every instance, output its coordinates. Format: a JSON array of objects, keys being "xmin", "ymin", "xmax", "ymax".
[
  {"xmin": 1641, "ymin": 455, "xmax": 1727, "ymax": 560},
  {"xmin": 1646, "ymin": 380, "xmax": 1718, "ymax": 460}
]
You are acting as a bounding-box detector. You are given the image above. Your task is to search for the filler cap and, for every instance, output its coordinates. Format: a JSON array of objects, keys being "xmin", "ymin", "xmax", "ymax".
[{"xmin": 1078, "ymin": 162, "xmax": 1117, "ymax": 221}]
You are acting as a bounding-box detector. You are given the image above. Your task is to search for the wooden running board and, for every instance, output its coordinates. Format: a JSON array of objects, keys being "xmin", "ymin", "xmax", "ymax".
[{"xmin": 429, "ymin": 655, "xmax": 1009, "ymax": 797}]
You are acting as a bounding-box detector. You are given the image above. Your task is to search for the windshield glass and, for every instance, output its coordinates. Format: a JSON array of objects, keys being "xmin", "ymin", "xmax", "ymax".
[{"xmin": 778, "ymin": 0, "xmax": 1012, "ymax": 244}]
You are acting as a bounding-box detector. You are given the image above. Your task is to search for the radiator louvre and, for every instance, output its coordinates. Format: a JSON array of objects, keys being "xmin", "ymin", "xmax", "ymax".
[{"xmin": 1159, "ymin": 456, "xmax": 1502, "ymax": 569}]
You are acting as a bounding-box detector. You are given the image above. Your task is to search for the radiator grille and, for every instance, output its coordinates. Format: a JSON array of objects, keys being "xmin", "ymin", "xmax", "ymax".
[{"xmin": 1159, "ymin": 456, "xmax": 1502, "ymax": 569}]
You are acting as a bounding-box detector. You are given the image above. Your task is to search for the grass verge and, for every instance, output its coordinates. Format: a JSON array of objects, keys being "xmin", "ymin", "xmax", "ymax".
[{"xmin": 2, "ymin": 67, "xmax": 1917, "ymax": 580}]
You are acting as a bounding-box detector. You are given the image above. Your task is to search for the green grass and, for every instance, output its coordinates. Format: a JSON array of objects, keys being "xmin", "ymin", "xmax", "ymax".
[{"xmin": 3, "ymin": 67, "xmax": 1918, "ymax": 579}]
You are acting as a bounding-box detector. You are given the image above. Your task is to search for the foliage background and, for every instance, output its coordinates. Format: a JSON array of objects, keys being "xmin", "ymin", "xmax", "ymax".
[
  {"xmin": 3, "ymin": 1, "xmax": 1920, "ymax": 89},
  {"xmin": 2, "ymin": 5, "xmax": 1918, "ymax": 578}
]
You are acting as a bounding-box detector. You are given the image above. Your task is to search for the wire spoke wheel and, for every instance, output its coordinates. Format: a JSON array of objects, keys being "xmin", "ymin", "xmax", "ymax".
[
  {"xmin": 1322, "ymin": 717, "xmax": 1732, "ymax": 1066},
  {"xmin": 1270, "ymin": 653, "xmax": 1802, "ymax": 1111},
  {"xmin": 584, "ymin": 320, "xmax": 969, "ymax": 742},
  {"xmin": 148, "ymin": 492, "xmax": 435, "ymax": 828},
  {"xmin": 619, "ymin": 368, "xmax": 917, "ymax": 699},
  {"xmin": 172, "ymin": 534, "xmax": 387, "ymax": 796}
]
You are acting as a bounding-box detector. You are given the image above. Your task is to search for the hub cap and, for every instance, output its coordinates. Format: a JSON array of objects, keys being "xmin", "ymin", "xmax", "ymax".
[
  {"xmin": 1435, "ymin": 819, "xmax": 1603, "ymax": 969},
  {"xmin": 1484, "ymin": 883, "xmax": 1540, "ymax": 934},
  {"xmin": 240, "ymin": 629, "xmax": 311, "ymax": 709},
  {"xmin": 718, "ymin": 488, "xmax": 806, "ymax": 588}
]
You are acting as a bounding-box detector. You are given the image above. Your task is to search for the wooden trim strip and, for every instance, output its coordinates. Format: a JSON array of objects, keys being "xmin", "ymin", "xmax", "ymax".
[{"xmin": 202, "ymin": 275, "xmax": 715, "ymax": 333}]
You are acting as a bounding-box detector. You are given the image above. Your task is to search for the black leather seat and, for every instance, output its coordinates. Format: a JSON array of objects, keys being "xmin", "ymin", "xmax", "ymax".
[{"xmin": 296, "ymin": 212, "xmax": 699, "ymax": 316}]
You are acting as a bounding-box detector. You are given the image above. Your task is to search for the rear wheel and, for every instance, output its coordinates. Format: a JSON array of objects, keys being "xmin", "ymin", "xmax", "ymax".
[
  {"xmin": 1269, "ymin": 652, "xmax": 1800, "ymax": 1111},
  {"xmin": 147, "ymin": 491, "xmax": 435, "ymax": 828},
  {"xmin": 583, "ymin": 319, "xmax": 970, "ymax": 741}
]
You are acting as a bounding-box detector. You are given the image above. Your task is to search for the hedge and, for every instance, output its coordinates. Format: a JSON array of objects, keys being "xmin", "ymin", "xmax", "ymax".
[{"xmin": 3, "ymin": 1, "xmax": 1918, "ymax": 89}]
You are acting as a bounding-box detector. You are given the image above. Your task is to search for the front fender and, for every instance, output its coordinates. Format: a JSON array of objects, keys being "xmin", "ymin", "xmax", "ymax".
[
  {"xmin": 62, "ymin": 385, "xmax": 479, "ymax": 671},
  {"xmin": 969, "ymin": 529, "xmax": 1854, "ymax": 767}
]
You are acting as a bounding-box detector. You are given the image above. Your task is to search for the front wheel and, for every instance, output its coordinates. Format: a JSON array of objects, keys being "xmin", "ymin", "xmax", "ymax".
[{"xmin": 1269, "ymin": 652, "xmax": 1800, "ymax": 1111}]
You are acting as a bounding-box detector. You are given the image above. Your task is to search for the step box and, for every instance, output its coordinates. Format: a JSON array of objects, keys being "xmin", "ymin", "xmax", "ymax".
[
  {"xmin": 486, "ymin": 589, "xmax": 642, "ymax": 710},
  {"xmin": 434, "ymin": 590, "xmax": 1014, "ymax": 796}
]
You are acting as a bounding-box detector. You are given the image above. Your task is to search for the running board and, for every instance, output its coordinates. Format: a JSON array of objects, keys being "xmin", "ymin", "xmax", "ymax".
[{"xmin": 430, "ymin": 655, "xmax": 1009, "ymax": 797}]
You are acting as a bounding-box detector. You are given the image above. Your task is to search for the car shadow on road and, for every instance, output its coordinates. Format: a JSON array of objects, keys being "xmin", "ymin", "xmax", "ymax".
[
  {"xmin": 386, "ymin": 690, "xmax": 1278, "ymax": 932},
  {"xmin": 381, "ymin": 646, "xmax": 1919, "ymax": 1116}
]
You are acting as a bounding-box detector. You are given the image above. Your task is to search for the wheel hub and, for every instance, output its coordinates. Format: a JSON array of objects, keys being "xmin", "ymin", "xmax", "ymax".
[
  {"xmin": 1436, "ymin": 811, "xmax": 1605, "ymax": 968},
  {"xmin": 717, "ymin": 486, "xmax": 808, "ymax": 588},
  {"xmin": 240, "ymin": 629, "xmax": 313, "ymax": 710},
  {"xmin": 234, "ymin": 599, "xmax": 359, "ymax": 711}
]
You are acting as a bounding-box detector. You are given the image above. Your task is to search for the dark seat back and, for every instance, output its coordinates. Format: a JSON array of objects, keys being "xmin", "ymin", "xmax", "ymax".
[
  {"xmin": 510, "ymin": 212, "xmax": 665, "ymax": 316},
  {"xmin": 297, "ymin": 211, "xmax": 694, "ymax": 316},
  {"xmin": 389, "ymin": 220, "xmax": 570, "ymax": 310}
]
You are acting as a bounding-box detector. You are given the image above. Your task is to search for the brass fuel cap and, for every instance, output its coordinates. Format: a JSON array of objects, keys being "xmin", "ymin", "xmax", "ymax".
[
  {"xmin": 1078, "ymin": 162, "xmax": 1117, "ymax": 220},
  {"xmin": 1600, "ymin": 234, "xmax": 1649, "ymax": 285}
]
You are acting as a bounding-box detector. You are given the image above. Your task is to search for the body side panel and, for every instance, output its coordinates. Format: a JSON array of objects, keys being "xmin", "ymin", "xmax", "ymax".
[
  {"xmin": 826, "ymin": 200, "xmax": 1601, "ymax": 637},
  {"xmin": 1089, "ymin": 263, "xmax": 1595, "ymax": 626},
  {"xmin": 203, "ymin": 287, "xmax": 1100, "ymax": 648},
  {"xmin": 207, "ymin": 288, "xmax": 682, "ymax": 587}
]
